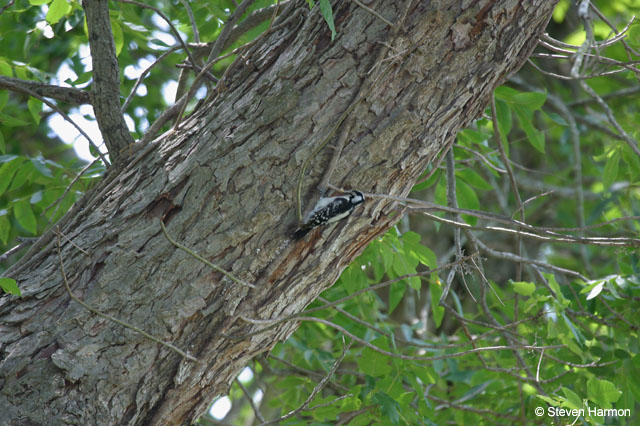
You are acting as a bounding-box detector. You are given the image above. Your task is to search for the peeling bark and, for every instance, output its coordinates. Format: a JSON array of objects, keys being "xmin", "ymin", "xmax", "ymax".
[{"xmin": 0, "ymin": 0, "xmax": 557, "ymax": 424}]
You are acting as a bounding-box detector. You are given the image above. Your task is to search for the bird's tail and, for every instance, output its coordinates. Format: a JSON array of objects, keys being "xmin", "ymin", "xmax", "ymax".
[{"xmin": 293, "ymin": 226, "xmax": 311, "ymax": 240}]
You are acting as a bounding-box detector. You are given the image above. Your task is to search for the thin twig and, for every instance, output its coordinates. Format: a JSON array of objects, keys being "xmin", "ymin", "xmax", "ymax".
[
  {"xmin": 160, "ymin": 221, "xmax": 255, "ymax": 288},
  {"xmin": 0, "ymin": 0, "xmax": 15, "ymax": 15},
  {"xmin": 44, "ymin": 159, "xmax": 102, "ymax": 220},
  {"xmin": 527, "ymin": 59, "xmax": 631, "ymax": 80},
  {"xmin": 351, "ymin": 0, "xmax": 395, "ymax": 29},
  {"xmin": 236, "ymin": 378, "xmax": 266, "ymax": 423},
  {"xmin": 114, "ymin": 0, "xmax": 199, "ymax": 79},
  {"xmin": 426, "ymin": 393, "xmax": 519, "ymax": 421},
  {"xmin": 179, "ymin": 0, "xmax": 200, "ymax": 43},
  {"xmin": 173, "ymin": 0, "xmax": 262, "ymax": 129},
  {"xmin": 468, "ymin": 234, "xmax": 589, "ymax": 281},
  {"xmin": 122, "ymin": 46, "xmax": 181, "ymax": 113},
  {"xmin": 443, "ymin": 148, "xmax": 475, "ymax": 303},
  {"xmin": 0, "ymin": 240, "xmax": 35, "ymax": 263},
  {"xmin": 456, "ymin": 144, "xmax": 507, "ymax": 174},
  {"xmin": 316, "ymin": 118, "xmax": 353, "ymax": 198},
  {"xmin": 242, "ymin": 315, "xmax": 563, "ymax": 362},
  {"xmin": 536, "ymin": 349, "xmax": 544, "ymax": 383},
  {"xmin": 267, "ymin": 354, "xmax": 350, "ymax": 392},
  {"xmin": 258, "ymin": 338, "xmax": 352, "ymax": 425},
  {"xmin": 0, "ymin": 78, "xmax": 110, "ymax": 167},
  {"xmin": 223, "ymin": 257, "xmax": 473, "ymax": 341},
  {"xmin": 357, "ymin": 192, "xmax": 639, "ymax": 246},
  {"xmin": 56, "ymin": 228, "xmax": 90, "ymax": 256}
]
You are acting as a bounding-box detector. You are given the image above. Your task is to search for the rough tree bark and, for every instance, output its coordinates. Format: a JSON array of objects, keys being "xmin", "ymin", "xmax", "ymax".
[{"xmin": 0, "ymin": 0, "xmax": 558, "ymax": 424}]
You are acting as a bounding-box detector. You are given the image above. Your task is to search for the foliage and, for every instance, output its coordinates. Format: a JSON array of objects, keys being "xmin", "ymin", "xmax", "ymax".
[
  {"xmin": 1, "ymin": 0, "xmax": 640, "ymax": 425},
  {"xmin": 212, "ymin": 1, "xmax": 640, "ymax": 425}
]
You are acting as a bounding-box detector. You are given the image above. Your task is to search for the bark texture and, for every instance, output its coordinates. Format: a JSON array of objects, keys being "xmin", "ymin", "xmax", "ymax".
[
  {"xmin": 83, "ymin": 0, "xmax": 134, "ymax": 161},
  {"xmin": 0, "ymin": 0, "xmax": 557, "ymax": 424}
]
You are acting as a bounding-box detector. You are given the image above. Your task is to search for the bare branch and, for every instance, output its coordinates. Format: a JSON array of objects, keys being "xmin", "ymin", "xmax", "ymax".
[
  {"xmin": 236, "ymin": 378, "xmax": 266, "ymax": 423},
  {"xmin": 258, "ymin": 338, "xmax": 352, "ymax": 425},
  {"xmin": 351, "ymin": 0, "xmax": 395, "ymax": 29},
  {"xmin": 0, "ymin": 76, "xmax": 90, "ymax": 105},
  {"xmin": 0, "ymin": 76, "xmax": 110, "ymax": 167}
]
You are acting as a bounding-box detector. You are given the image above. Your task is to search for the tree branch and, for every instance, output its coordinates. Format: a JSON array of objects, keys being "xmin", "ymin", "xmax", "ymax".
[
  {"xmin": 0, "ymin": 77, "xmax": 110, "ymax": 167},
  {"xmin": 82, "ymin": 0, "xmax": 134, "ymax": 162},
  {"xmin": 0, "ymin": 76, "xmax": 90, "ymax": 105}
]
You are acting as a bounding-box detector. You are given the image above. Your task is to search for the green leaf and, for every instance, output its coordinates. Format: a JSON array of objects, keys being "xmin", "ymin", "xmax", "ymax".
[
  {"xmin": 0, "ymin": 277, "xmax": 21, "ymax": 296},
  {"xmin": 627, "ymin": 22, "xmax": 640, "ymax": 49},
  {"xmin": 340, "ymin": 263, "xmax": 368, "ymax": 294},
  {"xmin": 514, "ymin": 105, "xmax": 545, "ymax": 153},
  {"xmin": 0, "ymin": 157, "xmax": 25, "ymax": 196},
  {"xmin": 29, "ymin": 0, "xmax": 51, "ymax": 4},
  {"xmin": 378, "ymin": 239, "xmax": 394, "ymax": 272},
  {"xmin": 411, "ymin": 169, "xmax": 440, "ymax": 192},
  {"xmin": 456, "ymin": 168, "xmax": 492, "ymax": 190},
  {"xmin": 318, "ymin": 0, "xmax": 336, "ymax": 41},
  {"xmin": 545, "ymin": 273, "xmax": 569, "ymax": 306},
  {"xmin": 511, "ymin": 280, "xmax": 536, "ymax": 297},
  {"xmin": 602, "ymin": 150, "xmax": 619, "ymax": 190},
  {"xmin": 457, "ymin": 129, "xmax": 490, "ymax": 145},
  {"xmin": 0, "ymin": 90, "xmax": 8, "ymax": 111},
  {"xmin": 14, "ymin": 200, "xmax": 37, "ymax": 235},
  {"xmin": 46, "ymin": 0, "xmax": 71, "ymax": 24},
  {"xmin": 511, "ymin": 91, "xmax": 547, "ymax": 109},
  {"xmin": 587, "ymin": 377, "xmax": 621, "ymax": 409},
  {"xmin": 495, "ymin": 87, "xmax": 547, "ymax": 109},
  {"xmin": 536, "ymin": 394, "xmax": 560, "ymax": 406},
  {"xmin": 429, "ymin": 281, "xmax": 444, "ymax": 327},
  {"xmin": 583, "ymin": 280, "xmax": 604, "ymax": 300},
  {"xmin": 357, "ymin": 338, "xmax": 392, "ymax": 377},
  {"xmin": 390, "ymin": 255, "xmax": 412, "ymax": 312},
  {"xmin": 10, "ymin": 161, "xmax": 36, "ymax": 191},
  {"xmin": 622, "ymin": 144, "xmax": 640, "ymax": 181},
  {"xmin": 0, "ymin": 213, "xmax": 9, "ymax": 244},
  {"xmin": 0, "ymin": 113, "xmax": 30, "ymax": 127},
  {"xmin": 552, "ymin": 0, "xmax": 570, "ymax": 23},
  {"xmin": 72, "ymin": 71, "xmax": 93, "ymax": 86},
  {"xmin": 562, "ymin": 312, "xmax": 585, "ymax": 346},
  {"xmin": 31, "ymin": 156, "xmax": 53, "ymax": 178},
  {"xmin": 0, "ymin": 61, "xmax": 12, "ymax": 77},
  {"xmin": 494, "ymin": 85, "xmax": 521, "ymax": 101},
  {"xmin": 0, "ymin": 130, "xmax": 5, "ymax": 154},
  {"xmin": 372, "ymin": 392, "xmax": 400, "ymax": 424},
  {"xmin": 410, "ymin": 364, "xmax": 435, "ymax": 385},
  {"xmin": 27, "ymin": 98, "xmax": 42, "ymax": 125},
  {"xmin": 111, "ymin": 17, "xmax": 124, "ymax": 56},
  {"xmin": 545, "ymin": 111, "xmax": 568, "ymax": 126},
  {"xmin": 561, "ymin": 387, "xmax": 583, "ymax": 410},
  {"xmin": 494, "ymin": 98, "xmax": 512, "ymax": 153},
  {"xmin": 402, "ymin": 232, "xmax": 437, "ymax": 269},
  {"xmin": 455, "ymin": 180, "xmax": 479, "ymax": 225}
]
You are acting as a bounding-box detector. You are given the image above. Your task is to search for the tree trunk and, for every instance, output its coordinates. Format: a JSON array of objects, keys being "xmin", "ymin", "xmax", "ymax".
[{"xmin": 0, "ymin": 0, "xmax": 557, "ymax": 424}]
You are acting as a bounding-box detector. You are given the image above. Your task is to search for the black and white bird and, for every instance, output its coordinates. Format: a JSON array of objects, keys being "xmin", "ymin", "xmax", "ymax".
[{"xmin": 294, "ymin": 190, "xmax": 365, "ymax": 240}]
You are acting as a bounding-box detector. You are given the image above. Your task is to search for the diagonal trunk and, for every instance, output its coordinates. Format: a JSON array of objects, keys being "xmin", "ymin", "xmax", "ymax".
[{"xmin": 0, "ymin": 1, "xmax": 558, "ymax": 424}]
